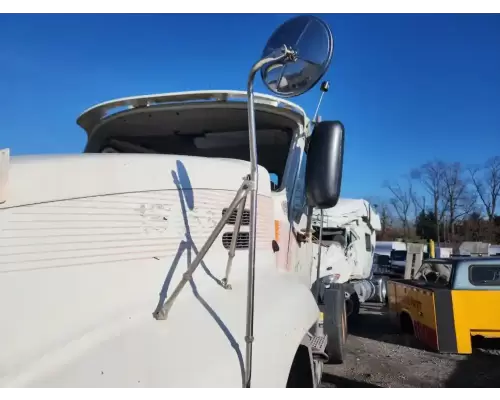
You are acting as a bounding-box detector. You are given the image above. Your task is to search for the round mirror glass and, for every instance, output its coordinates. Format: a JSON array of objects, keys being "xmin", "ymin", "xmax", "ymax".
[{"xmin": 260, "ymin": 15, "xmax": 334, "ymax": 98}]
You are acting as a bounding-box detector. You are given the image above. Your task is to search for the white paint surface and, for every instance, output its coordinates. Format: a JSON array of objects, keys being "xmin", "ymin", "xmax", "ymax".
[{"xmin": 0, "ymin": 153, "xmax": 319, "ymax": 387}]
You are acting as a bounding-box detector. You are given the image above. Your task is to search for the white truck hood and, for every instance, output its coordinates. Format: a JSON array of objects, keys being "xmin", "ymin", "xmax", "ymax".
[{"xmin": 0, "ymin": 153, "xmax": 272, "ymax": 208}]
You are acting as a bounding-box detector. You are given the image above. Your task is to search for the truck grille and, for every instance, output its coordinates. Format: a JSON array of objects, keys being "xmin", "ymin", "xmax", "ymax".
[
  {"xmin": 222, "ymin": 232, "xmax": 250, "ymax": 250},
  {"xmin": 222, "ymin": 208, "xmax": 250, "ymax": 225}
]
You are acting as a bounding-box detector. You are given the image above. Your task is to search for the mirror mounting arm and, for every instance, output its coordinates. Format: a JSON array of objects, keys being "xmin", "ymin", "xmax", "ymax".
[
  {"xmin": 244, "ymin": 46, "xmax": 293, "ymax": 389},
  {"xmin": 246, "ymin": 45, "xmax": 296, "ymax": 177}
]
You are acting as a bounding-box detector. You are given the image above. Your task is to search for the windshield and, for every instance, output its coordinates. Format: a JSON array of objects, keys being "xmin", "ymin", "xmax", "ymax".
[
  {"xmin": 376, "ymin": 254, "xmax": 391, "ymax": 266},
  {"xmin": 391, "ymin": 250, "xmax": 407, "ymax": 262}
]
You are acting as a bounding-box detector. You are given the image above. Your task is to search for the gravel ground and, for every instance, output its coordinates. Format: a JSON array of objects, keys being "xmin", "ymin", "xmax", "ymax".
[{"xmin": 321, "ymin": 303, "xmax": 500, "ymax": 388}]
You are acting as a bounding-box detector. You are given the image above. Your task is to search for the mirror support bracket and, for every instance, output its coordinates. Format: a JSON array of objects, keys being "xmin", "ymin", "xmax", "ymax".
[{"xmin": 243, "ymin": 47, "xmax": 296, "ymax": 388}]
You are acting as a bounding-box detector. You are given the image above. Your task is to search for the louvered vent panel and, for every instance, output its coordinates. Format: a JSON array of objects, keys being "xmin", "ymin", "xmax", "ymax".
[
  {"xmin": 222, "ymin": 232, "xmax": 250, "ymax": 250},
  {"xmin": 221, "ymin": 208, "xmax": 250, "ymax": 226}
]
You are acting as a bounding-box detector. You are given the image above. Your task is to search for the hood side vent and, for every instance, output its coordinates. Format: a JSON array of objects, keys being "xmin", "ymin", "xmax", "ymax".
[
  {"xmin": 222, "ymin": 232, "xmax": 249, "ymax": 250},
  {"xmin": 222, "ymin": 208, "xmax": 250, "ymax": 225}
]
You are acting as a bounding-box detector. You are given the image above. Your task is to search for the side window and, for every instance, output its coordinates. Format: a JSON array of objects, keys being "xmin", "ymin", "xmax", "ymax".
[
  {"xmin": 469, "ymin": 264, "xmax": 500, "ymax": 286},
  {"xmin": 365, "ymin": 233, "xmax": 371, "ymax": 252},
  {"xmin": 290, "ymin": 151, "xmax": 307, "ymax": 224},
  {"xmin": 270, "ymin": 173, "xmax": 279, "ymax": 191}
]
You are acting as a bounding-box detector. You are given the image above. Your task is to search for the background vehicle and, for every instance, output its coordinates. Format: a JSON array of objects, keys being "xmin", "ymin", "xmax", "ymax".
[
  {"xmin": 374, "ymin": 241, "xmax": 430, "ymax": 277},
  {"xmin": 490, "ymin": 245, "xmax": 500, "ymax": 256},
  {"xmin": 387, "ymin": 256, "xmax": 500, "ymax": 354},
  {"xmin": 372, "ymin": 241, "xmax": 405, "ymax": 275},
  {"xmin": 0, "ymin": 15, "xmax": 344, "ymax": 388},
  {"xmin": 309, "ymin": 198, "xmax": 383, "ymax": 363}
]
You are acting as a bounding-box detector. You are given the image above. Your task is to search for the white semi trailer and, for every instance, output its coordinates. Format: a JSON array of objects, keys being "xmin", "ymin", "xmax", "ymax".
[
  {"xmin": 0, "ymin": 16, "xmax": 345, "ymax": 388},
  {"xmin": 310, "ymin": 199, "xmax": 384, "ymax": 363}
]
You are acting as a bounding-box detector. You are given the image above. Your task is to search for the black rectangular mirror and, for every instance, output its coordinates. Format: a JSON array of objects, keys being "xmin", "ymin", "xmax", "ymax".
[{"xmin": 305, "ymin": 120, "xmax": 345, "ymax": 209}]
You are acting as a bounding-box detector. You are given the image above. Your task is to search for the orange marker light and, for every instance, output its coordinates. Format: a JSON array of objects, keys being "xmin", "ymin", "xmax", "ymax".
[{"xmin": 274, "ymin": 220, "xmax": 280, "ymax": 242}]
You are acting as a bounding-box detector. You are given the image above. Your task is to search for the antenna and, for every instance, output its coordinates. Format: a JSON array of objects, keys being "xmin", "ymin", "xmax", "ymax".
[{"xmin": 312, "ymin": 80, "xmax": 330, "ymax": 124}]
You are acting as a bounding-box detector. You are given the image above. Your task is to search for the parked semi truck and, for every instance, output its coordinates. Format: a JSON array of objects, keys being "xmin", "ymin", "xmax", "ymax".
[
  {"xmin": 309, "ymin": 198, "xmax": 385, "ymax": 363},
  {"xmin": 0, "ymin": 15, "xmax": 344, "ymax": 388}
]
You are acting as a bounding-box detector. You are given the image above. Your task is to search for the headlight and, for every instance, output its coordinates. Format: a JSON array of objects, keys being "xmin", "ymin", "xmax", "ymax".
[{"xmin": 321, "ymin": 273, "xmax": 340, "ymax": 287}]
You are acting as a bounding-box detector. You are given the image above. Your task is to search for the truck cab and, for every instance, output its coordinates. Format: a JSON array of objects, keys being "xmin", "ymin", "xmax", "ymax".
[
  {"xmin": 0, "ymin": 14, "xmax": 346, "ymax": 388},
  {"xmin": 0, "ymin": 89, "xmax": 329, "ymax": 388}
]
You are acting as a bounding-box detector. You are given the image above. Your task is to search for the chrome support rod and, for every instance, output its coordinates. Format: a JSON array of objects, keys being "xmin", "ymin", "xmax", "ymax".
[
  {"xmin": 312, "ymin": 90, "xmax": 325, "ymax": 124},
  {"xmin": 244, "ymin": 48, "xmax": 294, "ymax": 388},
  {"xmin": 305, "ymin": 206, "xmax": 314, "ymax": 239},
  {"xmin": 314, "ymin": 209, "xmax": 324, "ymax": 334},
  {"xmin": 155, "ymin": 179, "xmax": 250, "ymax": 321}
]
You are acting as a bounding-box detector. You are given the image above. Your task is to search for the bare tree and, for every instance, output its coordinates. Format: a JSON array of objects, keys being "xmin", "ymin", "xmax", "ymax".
[
  {"xmin": 409, "ymin": 192, "xmax": 426, "ymax": 219},
  {"xmin": 442, "ymin": 162, "xmax": 477, "ymax": 242},
  {"xmin": 378, "ymin": 204, "xmax": 392, "ymax": 239},
  {"xmin": 383, "ymin": 179, "xmax": 414, "ymax": 237},
  {"xmin": 469, "ymin": 156, "xmax": 500, "ymax": 221},
  {"xmin": 368, "ymin": 197, "xmax": 393, "ymax": 239},
  {"xmin": 412, "ymin": 161, "xmax": 448, "ymax": 242}
]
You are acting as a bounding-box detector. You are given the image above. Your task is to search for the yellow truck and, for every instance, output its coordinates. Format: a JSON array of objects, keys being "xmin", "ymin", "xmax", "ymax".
[{"xmin": 387, "ymin": 256, "xmax": 500, "ymax": 354}]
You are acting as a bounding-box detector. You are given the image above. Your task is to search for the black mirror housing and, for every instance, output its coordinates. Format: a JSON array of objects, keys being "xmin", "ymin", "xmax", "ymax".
[{"xmin": 305, "ymin": 120, "xmax": 345, "ymax": 209}]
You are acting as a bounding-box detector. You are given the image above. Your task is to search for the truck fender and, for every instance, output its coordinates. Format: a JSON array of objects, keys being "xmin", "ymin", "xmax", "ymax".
[
  {"xmin": 250, "ymin": 275, "xmax": 322, "ymax": 387},
  {"xmin": 321, "ymin": 283, "xmax": 347, "ymax": 364}
]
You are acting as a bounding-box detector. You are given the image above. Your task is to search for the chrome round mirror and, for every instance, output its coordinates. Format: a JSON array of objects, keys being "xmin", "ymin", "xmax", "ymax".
[{"xmin": 260, "ymin": 15, "xmax": 334, "ymax": 98}]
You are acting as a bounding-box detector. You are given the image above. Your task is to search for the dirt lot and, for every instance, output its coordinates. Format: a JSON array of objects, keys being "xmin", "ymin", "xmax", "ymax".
[{"xmin": 321, "ymin": 303, "xmax": 500, "ymax": 388}]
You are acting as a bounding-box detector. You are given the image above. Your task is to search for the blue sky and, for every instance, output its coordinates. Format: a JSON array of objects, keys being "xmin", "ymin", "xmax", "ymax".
[{"xmin": 1, "ymin": 13, "xmax": 499, "ymax": 198}]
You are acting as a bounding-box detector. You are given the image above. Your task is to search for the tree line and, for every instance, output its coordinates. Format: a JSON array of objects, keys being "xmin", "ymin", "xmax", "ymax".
[{"xmin": 368, "ymin": 156, "xmax": 500, "ymax": 245}]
